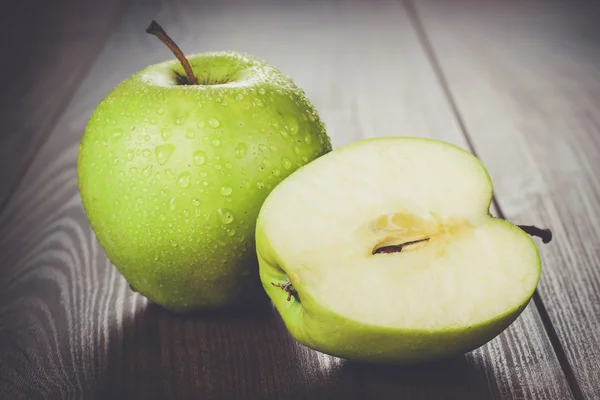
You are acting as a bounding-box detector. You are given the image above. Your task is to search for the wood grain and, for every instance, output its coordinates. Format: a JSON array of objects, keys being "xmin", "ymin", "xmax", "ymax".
[
  {"xmin": 413, "ymin": 0, "xmax": 600, "ymax": 398},
  {"xmin": 0, "ymin": 0, "xmax": 126, "ymax": 209},
  {"xmin": 0, "ymin": 0, "xmax": 574, "ymax": 398}
]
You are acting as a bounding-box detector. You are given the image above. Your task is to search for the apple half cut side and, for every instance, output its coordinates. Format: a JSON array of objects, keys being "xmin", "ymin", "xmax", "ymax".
[{"xmin": 256, "ymin": 137, "xmax": 548, "ymax": 364}]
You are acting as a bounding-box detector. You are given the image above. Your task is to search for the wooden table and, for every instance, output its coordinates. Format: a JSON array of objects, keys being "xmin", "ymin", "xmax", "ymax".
[{"xmin": 1, "ymin": 0, "xmax": 599, "ymax": 398}]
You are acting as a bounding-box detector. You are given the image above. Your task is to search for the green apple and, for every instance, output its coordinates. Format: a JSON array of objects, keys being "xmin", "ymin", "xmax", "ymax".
[
  {"xmin": 257, "ymin": 137, "xmax": 549, "ymax": 363},
  {"xmin": 77, "ymin": 22, "xmax": 331, "ymax": 312}
]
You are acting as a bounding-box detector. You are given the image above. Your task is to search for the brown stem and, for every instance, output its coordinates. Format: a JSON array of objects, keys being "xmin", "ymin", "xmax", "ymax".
[
  {"xmin": 373, "ymin": 238, "xmax": 430, "ymax": 255},
  {"xmin": 146, "ymin": 20, "xmax": 198, "ymax": 85},
  {"xmin": 517, "ymin": 225, "xmax": 553, "ymax": 243}
]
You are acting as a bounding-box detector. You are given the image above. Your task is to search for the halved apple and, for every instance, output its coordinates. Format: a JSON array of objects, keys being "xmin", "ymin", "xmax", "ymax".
[{"xmin": 256, "ymin": 137, "xmax": 545, "ymax": 363}]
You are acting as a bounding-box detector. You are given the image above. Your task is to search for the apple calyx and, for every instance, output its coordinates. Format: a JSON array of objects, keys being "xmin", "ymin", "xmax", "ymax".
[
  {"xmin": 146, "ymin": 20, "xmax": 198, "ymax": 85},
  {"xmin": 271, "ymin": 281, "xmax": 298, "ymax": 301},
  {"xmin": 517, "ymin": 225, "xmax": 553, "ymax": 244},
  {"xmin": 373, "ymin": 237, "xmax": 431, "ymax": 254}
]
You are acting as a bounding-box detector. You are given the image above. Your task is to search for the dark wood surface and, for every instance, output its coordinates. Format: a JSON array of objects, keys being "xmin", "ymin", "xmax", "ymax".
[{"xmin": 0, "ymin": 0, "xmax": 596, "ymax": 398}]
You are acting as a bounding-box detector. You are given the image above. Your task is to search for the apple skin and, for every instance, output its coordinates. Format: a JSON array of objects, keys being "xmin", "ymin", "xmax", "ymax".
[{"xmin": 77, "ymin": 52, "xmax": 331, "ymax": 312}]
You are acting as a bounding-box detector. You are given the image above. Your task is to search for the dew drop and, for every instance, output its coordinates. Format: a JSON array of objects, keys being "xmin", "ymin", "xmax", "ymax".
[
  {"xmin": 235, "ymin": 93, "xmax": 244, "ymax": 100},
  {"xmin": 142, "ymin": 165, "xmax": 153, "ymax": 177},
  {"xmin": 258, "ymin": 144, "xmax": 266, "ymax": 152},
  {"xmin": 269, "ymin": 145, "xmax": 277, "ymax": 152},
  {"xmin": 258, "ymin": 88, "xmax": 266, "ymax": 95},
  {"xmin": 130, "ymin": 167, "xmax": 138, "ymax": 175},
  {"xmin": 282, "ymin": 157, "xmax": 292, "ymax": 169},
  {"xmin": 192, "ymin": 198, "xmax": 200, "ymax": 207},
  {"xmin": 160, "ymin": 189, "xmax": 168, "ymax": 197},
  {"xmin": 185, "ymin": 129, "xmax": 195, "ymax": 139},
  {"xmin": 144, "ymin": 135, "xmax": 151, "ymax": 142},
  {"xmin": 169, "ymin": 197, "xmax": 177, "ymax": 211},
  {"xmin": 294, "ymin": 145, "xmax": 301, "ymax": 155},
  {"xmin": 113, "ymin": 129, "xmax": 123, "ymax": 139},
  {"xmin": 197, "ymin": 121, "xmax": 205, "ymax": 129},
  {"xmin": 165, "ymin": 169, "xmax": 175, "ymax": 180},
  {"xmin": 273, "ymin": 169, "xmax": 281, "ymax": 176},
  {"xmin": 304, "ymin": 134, "xmax": 312, "ymax": 144},
  {"xmin": 208, "ymin": 118, "xmax": 220, "ymax": 128},
  {"xmin": 221, "ymin": 186, "xmax": 233, "ymax": 196},
  {"xmin": 211, "ymin": 138, "xmax": 221, "ymax": 147},
  {"xmin": 160, "ymin": 213, "xmax": 167, "ymax": 221},
  {"xmin": 262, "ymin": 157, "xmax": 271, "ymax": 167},
  {"xmin": 177, "ymin": 172, "xmax": 191, "ymax": 188},
  {"xmin": 175, "ymin": 118, "xmax": 183, "ymax": 125},
  {"xmin": 142, "ymin": 148, "xmax": 152, "ymax": 158},
  {"xmin": 126, "ymin": 150, "xmax": 135, "ymax": 161},
  {"xmin": 217, "ymin": 208, "xmax": 234, "ymax": 224},
  {"xmin": 161, "ymin": 129, "xmax": 172, "ymax": 141},
  {"xmin": 285, "ymin": 116, "xmax": 299, "ymax": 135},
  {"xmin": 235, "ymin": 143, "xmax": 247, "ymax": 158},
  {"xmin": 193, "ymin": 150, "xmax": 206, "ymax": 165},
  {"xmin": 225, "ymin": 162, "xmax": 232, "ymax": 169},
  {"xmin": 158, "ymin": 108, "xmax": 165, "ymax": 115},
  {"xmin": 227, "ymin": 228, "xmax": 237, "ymax": 237},
  {"xmin": 155, "ymin": 143, "xmax": 175, "ymax": 165},
  {"xmin": 252, "ymin": 98, "xmax": 264, "ymax": 108},
  {"xmin": 215, "ymin": 164, "xmax": 222, "ymax": 170}
]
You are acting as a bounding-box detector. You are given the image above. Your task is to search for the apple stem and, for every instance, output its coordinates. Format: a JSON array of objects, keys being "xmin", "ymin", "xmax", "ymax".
[
  {"xmin": 271, "ymin": 281, "xmax": 298, "ymax": 302},
  {"xmin": 373, "ymin": 237, "xmax": 430, "ymax": 255},
  {"xmin": 517, "ymin": 225, "xmax": 553, "ymax": 244},
  {"xmin": 146, "ymin": 20, "xmax": 198, "ymax": 85}
]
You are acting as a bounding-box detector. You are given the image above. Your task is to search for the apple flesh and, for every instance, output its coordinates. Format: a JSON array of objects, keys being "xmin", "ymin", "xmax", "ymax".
[
  {"xmin": 78, "ymin": 51, "xmax": 331, "ymax": 312},
  {"xmin": 257, "ymin": 137, "xmax": 541, "ymax": 363}
]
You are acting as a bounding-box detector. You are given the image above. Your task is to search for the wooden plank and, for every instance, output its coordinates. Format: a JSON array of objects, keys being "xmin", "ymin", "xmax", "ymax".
[
  {"xmin": 412, "ymin": 0, "xmax": 600, "ymax": 398},
  {"xmin": 0, "ymin": 0, "xmax": 127, "ymax": 208},
  {"xmin": 0, "ymin": 0, "xmax": 572, "ymax": 398}
]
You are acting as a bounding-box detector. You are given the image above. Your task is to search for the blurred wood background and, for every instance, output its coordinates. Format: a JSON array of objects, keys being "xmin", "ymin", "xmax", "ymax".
[{"xmin": 1, "ymin": 0, "xmax": 599, "ymax": 398}]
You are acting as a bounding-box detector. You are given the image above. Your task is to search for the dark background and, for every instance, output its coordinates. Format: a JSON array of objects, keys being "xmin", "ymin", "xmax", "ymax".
[{"xmin": 1, "ymin": 0, "xmax": 599, "ymax": 399}]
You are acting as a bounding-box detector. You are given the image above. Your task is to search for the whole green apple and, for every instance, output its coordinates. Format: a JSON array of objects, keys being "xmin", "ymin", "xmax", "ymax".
[
  {"xmin": 77, "ymin": 23, "xmax": 331, "ymax": 312},
  {"xmin": 257, "ymin": 137, "xmax": 551, "ymax": 363}
]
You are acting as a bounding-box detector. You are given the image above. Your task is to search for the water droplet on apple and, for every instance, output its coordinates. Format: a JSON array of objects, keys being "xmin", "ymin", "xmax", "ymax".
[
  {"xmin": 208, "ymin": 118, "xmax": 220, "ymax": 128},
  {"xmin": 258, "ymin": 88, "xmax": 266, "ymax": 95},
  {"xmin": 217, "ymin": 208, "xmax": 234, "ymax": 224},
  {"xmin": 160, "ymin": 129, "xmax": 172, "ymax": 141},
  {"xmin": 304, "ymin": 134, "xmax": 312, "ymax": 144},
  {"xmin": 285, "ymin": 116, "xmax": 299, "ymax": 134},
  {"xmin": 160, "ymin": 189, "xmax": 168, "ymax": 197},
  {"xmin": 126, "ymin": 150, "xmax": 135, "ymax": 161},
  {"xmin": 197, "ymin": 121, "xmax": 205, "ymax": 129},
  {"xmin": 221, "ymin": 186, "xmax": 233, "ymax": 196},
  {"xmin": 130, "ymin": 167, "xmax": 138, "ymax": 175},
  {"xmin": 256, "ymin": 182, "xmax": 265, "ymax": 189},
  {"xmin": 282, "ymin": 157, "xmax": 292, "ymax": 169},
  {"xmin": 235, "ymin": 143, "xmax": 247, "ymax": 158},
  {"xmin": 273, "ymin": 169, "xmax": 281, "ymax": 176},
  {"xmin": 235, "ymin": 93, "xmax": 244, "ymax": 100},
  {"xmin": 192, "ymin": 198, "xmax": 200, "ymax": 207},
  {"xmin": 269, "ymin": 145, "xmax": 277, "ymax": 152},
  {"xmin": 294, "ymin": 145, "xmax": 301, "ymax": 155},
  {"xmin": 158, "ymin": 108, "xmax": 165, "ymax": 115},
  {"xmin": 193, "ymin": 151, "xmax": 206, "ymax": 165},
  {"xmin": 252, "ymin": 98, "xmax": 264, "ymax": 108},
  {"xmin": 258, "ymin": 144, "xmax": 266, "ymax": 152},
  {"xmin": 262, "ymin": 157, "xmax": 271, "ymax": 167},
  {"xmin": 169, "ymin": 197, "xmax": 177, "ymax": 211},
  {"xmin": 215, "ymin": 164, "xmax": 222, "ymax": 170},
  {"xmin": 177, "ymin": 172, "xmax": 191, "ymax": 188},
  {"xmin": 155, "ymin": 143, "xmax": 175, "ymax": 165},
  {"xmin": 175, "ymin": 118, "xmax": 183, "ymax": 125},
  {"xmin": 227, "ymin": 228, "xmax": 237, "ymax": 237},
  {"xmin": 211, "ymin": 138, "xmax": 221, "ymax": 147},
  {"xmin": 142, "ymin": 148, "xmax": 152, "ymax": 158},
  {"xmin": 170, "ymin": 239, "xmax": 178, "ymax": 247},
  {"xmin": 114, "ymin": 129, "xmax": 123, "ymax": 139},
  {"xmin": 185, "ymin": 129, "xmax": 195, "ymax": 139},
  {"xmin": 225, "ymin": 162, "xmax": 232, "ymax": 169},
  {"xmin": 142, "ymin": 165, "xmax": 153, "ymax": 177}
]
